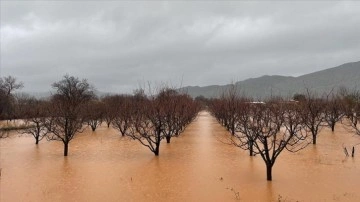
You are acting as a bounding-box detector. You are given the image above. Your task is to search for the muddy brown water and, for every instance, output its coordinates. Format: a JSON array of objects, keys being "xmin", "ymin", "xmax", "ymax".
[{"xmin": 1, "ymin": 111, "xmax": 360, "ymax": 201}]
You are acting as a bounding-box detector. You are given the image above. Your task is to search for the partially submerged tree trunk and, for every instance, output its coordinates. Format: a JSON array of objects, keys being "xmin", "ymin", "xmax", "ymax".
[
  {"xmin": 312, "ymin": 134, "xmax": 317, "ymax": 145},
  {"xmin": 64, "ymin": 142, "xmax": 69, "ymax": 156},
  {"xmin": 166, "ymin": 136, "xmax": 171, "ymax": 143},
  {"xmin": 249, "ymin": 140, "xmax": 254, "ymax": 156},
  {"xmin": 266, "ymin": 163, "xmax": 273, "ymax": 181},
  {"xmin": 154, "ymin": 142, "xmax": 160, "ymax": 156},
  {"xmin": 331, "ymin": 122, "xmax": 336, "ymax": 132}
]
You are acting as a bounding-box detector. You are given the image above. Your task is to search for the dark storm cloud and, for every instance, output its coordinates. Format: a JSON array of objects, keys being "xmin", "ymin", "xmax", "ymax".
[{"xmin": 1, "ymin": 1, "xmax": 360, "ymax": 93}]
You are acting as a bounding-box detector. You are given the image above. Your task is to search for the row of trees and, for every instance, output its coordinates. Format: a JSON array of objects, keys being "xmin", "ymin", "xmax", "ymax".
[
  {"xmin": 208, "ymin": 86, "xmax": 360, "ymax": 181},
  {"xmin": 1, "ymin": 75, "xmax": 200, "ymax": 156}
]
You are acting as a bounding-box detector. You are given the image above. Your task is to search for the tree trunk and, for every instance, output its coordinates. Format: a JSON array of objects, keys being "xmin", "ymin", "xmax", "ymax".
[
  {"xmin": 64, "ymin": 142, "xmax": 69, "ymax": 156},
  {"xmin": 312, "ymin": 134, "xmax": 317, "ymax": 144},
  {"xmin": 249, "ymin": 140, "xmax": 254, "ymax": 156},
  {"xmin": 35, "ymin": 137, "xmax": 39, "ymax": 145},
  {"xmin": 266, "ymin": 164, "xmax": 273, "ymax": 181},
  {"xmin": 154, "ymin": 146, "xmax": 159, "ymax": 156},
  {"xmin": 166, "ymin": 136, "xmax": 171, "ymax": 143},
  {"xmin": 154, "ymin": 142, "xmax": 160, "ymax": 156},
  {"xmin": 331, "ymin": 123, "xmax": 335, "ymax": 132}
]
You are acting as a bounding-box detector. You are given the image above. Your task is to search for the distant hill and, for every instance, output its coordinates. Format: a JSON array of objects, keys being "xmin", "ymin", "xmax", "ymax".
[{"xmin": 180, "ymin": 61, "xmax": 360, "ymax": 99}]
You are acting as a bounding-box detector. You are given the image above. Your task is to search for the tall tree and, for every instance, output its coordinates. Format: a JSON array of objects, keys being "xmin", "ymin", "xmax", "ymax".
[{"xmin": 44, "ymin": 75, "xmax": 94, "ymax": 156}]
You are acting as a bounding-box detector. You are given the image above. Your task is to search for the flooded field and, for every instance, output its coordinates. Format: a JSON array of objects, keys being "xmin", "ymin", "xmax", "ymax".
[{"xmin": 1, "ymin": 111, "xmax": 360, "ymax": 201}]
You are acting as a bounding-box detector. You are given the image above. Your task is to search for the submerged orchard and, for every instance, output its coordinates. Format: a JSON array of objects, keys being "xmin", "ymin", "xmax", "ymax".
[{"xmin": 123, "ymin": 88, "xmax": 200, "ymax": 156}]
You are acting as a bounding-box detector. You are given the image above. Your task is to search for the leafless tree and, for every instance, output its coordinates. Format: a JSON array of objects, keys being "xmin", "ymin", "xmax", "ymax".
[
  {"xmin": 209, "ymin": 98, "xmax": 227, "ymax": 126},
  {"xmin": 0, "ymin": 76, "xmax": 24, "ymax": 121},
  {"xmin": 232, "ymin": 101, "xmax": 257, "ymax": 156},
  {"xmin": 125, "ymin": 87, "xmax": 199, "ymax": 155},
  {"xmin": 111, "ymin": 95, "xmax": 133, "ymax": 136},
  {"xmin": 232, "ymin": 100, "xmax": 309, "ymax": 180},
  {"xmin": 20, "ymin": 98, "xmax": 50, "ymax": 144},
  {"xmin": 300, "ymin": 90, "xmax": 325, "ymax": 144},
  {"xmin": 83, "ymin": 99, "xmax": 104, "ymax": 132},
  {"xmin": 221, "ymin": 85, "xmax": 241, "ymax": 135},
  {"xmin": 125, "ymin": 93, "xmax": 165, "ymax": 156},
  {"xmin": 0, "ymin": 76, "xmax": 24, "ymax": 137},
  {"xmin": 172, "ymin": 94, "xmax": 200, "ymax": 137},
  {"xmin": 163, "ymin": 90, "xmax": 199, "ymax": 143},
  {"xmin": 342, "ymin": 90, "xmax": 360, "ymax": 135},
  {"xmin": 208, "ymin": 85, "xmax": 245, "ymax": 136},
  {"xmin": 323, "ymin": 91, "xmax": 344, "ymax": 132},
  {"xmin": 157, "ymin": 89, "xmax": 179, "ymax": 143},
  {"xmin": 44, "ymin": 75, "xmax": 94, "ymax": 156},
  {"xmin": 0, "ymin": 75, "xmax": 24, "ymax": 96},
  {"xmin": 101, "ymin": 95, "xmax": 118, "ymax": 128}
]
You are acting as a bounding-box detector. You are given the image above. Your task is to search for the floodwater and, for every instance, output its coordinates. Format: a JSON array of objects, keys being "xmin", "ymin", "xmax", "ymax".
[{"xmin": 1, "ymin": 111, "xmax": 360, "ymax": 201}]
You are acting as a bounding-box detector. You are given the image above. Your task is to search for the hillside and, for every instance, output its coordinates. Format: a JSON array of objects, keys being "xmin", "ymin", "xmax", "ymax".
[{"xmin": 180, "ymin": 61, "xmax": 360, "ymax": 99}]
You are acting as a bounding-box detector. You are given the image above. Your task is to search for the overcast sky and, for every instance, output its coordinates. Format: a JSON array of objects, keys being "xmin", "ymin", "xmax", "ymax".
[{"xmin": 1, "ymin": 1, "xmax": 360, "ymax": 93}]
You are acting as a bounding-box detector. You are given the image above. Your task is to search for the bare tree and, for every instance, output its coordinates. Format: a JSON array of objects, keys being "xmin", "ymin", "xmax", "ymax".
[
  {"xmin": 221, "ymin": 85, "xmax": 241, "ymax": 135},
  {"xmin": 0, "ymin": 76, "xmax": 24, "ymax": 137},
  {"xmin": 0, "ymin": 76, "xmax": 24, "ymax": 121},
  {"xmin": 0, "ymin": 75, "xmax": 24, "ymax": 96},
  {"xmin": 44, "ymin": 75, "xmax": 94, "ymax": 156},
  {"xmin": 21, "ymin": 98, "xmax": 50, "ymax": 144},
  {"xmin": 300, "ymin": 90, "xmax": 325, "ymax": 144},
  {"xmin": 236, "ymin": 100, "xmax": 309, "ymax": 180},
  {"xmin": 125, "ymin": 87, "xmax": 199, "ymax": 155},
  {"xmin": 232, "ymin": 101, "xmax": 258, "ymax": 156},
  {"xmin": 209, "ymin": 98, "xmax": 227, "ymax": 127},
  {"xmin": 343, "ymin": 90, "xmax": 360, "ymax": 135},
  {"xmin": 216, "ymin": 96, "xmax": 310, "ymax": 181},
  {"xmin": 83, "ymin": 99, "xmax": 104, "ymax": 132},
  {"xmin": 324, "ymin": 91, "xmax": 344, "ymax": 132},
  {"xmin": 101, "ymin": 95, "xmax": 118, "ymax": 128},
  {"xmin": 125, "ymin": 93, "xmax": 165, "ymax": 156},
  {"xmin": 111, "ymin": 95, "xmax": 133, "ymax": 136},
  {"xmin": 171, "ymin": 94, "xmax": 199, "ymax": 138}
]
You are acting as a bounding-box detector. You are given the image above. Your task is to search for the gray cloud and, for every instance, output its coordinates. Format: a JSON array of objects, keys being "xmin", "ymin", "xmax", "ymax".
[{"xmin": 1, "ymin": 1, "xmax": 360, "ymax": 93}]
